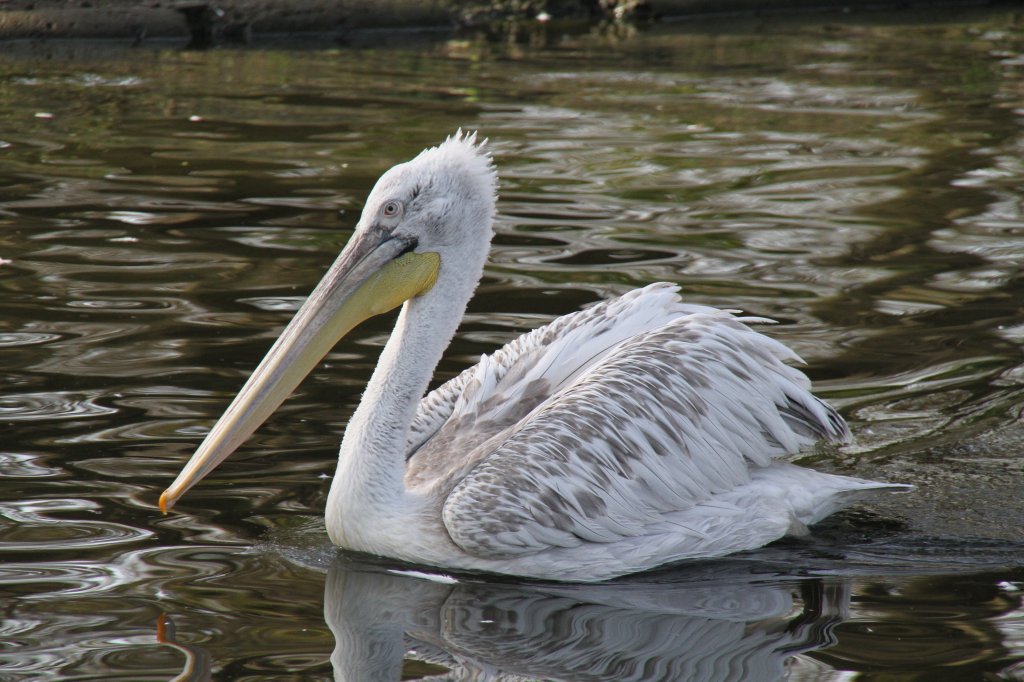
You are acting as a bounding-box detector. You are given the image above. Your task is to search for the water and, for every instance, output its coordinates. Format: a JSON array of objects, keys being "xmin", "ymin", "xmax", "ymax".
[{"xmin": 1, "ymin": 11, "xmax": 1023, "ymax": 680}]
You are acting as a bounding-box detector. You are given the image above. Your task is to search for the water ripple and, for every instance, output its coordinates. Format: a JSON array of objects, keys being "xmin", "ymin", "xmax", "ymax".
[
  {"xmin": 0, "ymin": 452, "xmax": 62, "ymax": 479},
  {"xmin": 0, "ymin": 498, "xmax": 153, "ymax": 552},
  {"xmin": 0, "ymin": 391, "xmax": 117, "ymax": 421},
  {"xmin": 0, "ymin": 332, "xmax": 62, "ymax": 347}
]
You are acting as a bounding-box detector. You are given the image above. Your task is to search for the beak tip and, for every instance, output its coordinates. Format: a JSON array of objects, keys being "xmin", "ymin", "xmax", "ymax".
[{"xmin": 158, "ymin": 490, "xmax": 172, "ymax": 514}]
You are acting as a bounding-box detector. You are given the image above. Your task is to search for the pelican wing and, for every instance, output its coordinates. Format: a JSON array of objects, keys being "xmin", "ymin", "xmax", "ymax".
[
  {"xmin": 439, "ymin": 292, "xmax": 849, "ymax": 559},
  {"xmin": 405, "ymin": 284, "xmax": 712, "ymax": 472}
]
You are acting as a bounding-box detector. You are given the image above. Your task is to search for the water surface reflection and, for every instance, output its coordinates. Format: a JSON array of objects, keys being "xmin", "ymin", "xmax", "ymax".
[
  {"xmin": 1, "ymin": 8, "xmax": 1024, "ymax": 680},
  {"xmin": 150, "ymin": 544, "xmax": 1024, "ymax": 682},
  {"xmin": 326, "ymin": 560, "xmax": 848, "ymax": 682}
]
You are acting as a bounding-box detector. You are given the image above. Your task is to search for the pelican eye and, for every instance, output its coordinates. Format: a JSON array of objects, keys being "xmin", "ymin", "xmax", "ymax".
[{"xmin": 381, "ymin": 200, "xmax": 403, "ymax": 219}]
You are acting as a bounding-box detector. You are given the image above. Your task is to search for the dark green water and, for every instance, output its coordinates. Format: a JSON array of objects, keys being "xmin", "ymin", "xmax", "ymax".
[{"xmin": 1, "ymin": 12, "xmax": 1023, "ymax": 680}]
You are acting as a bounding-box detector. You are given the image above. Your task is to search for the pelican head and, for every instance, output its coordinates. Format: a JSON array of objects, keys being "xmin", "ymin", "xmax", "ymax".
[{"xmin": 160, "ymin": 131, "xmax": 497, "ymax": 511}]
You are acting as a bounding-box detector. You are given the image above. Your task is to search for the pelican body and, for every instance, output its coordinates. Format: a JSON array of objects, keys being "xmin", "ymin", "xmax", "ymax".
[{"xmin": 160, "ymin": 133, "xmax": 906, "ymax": 582}]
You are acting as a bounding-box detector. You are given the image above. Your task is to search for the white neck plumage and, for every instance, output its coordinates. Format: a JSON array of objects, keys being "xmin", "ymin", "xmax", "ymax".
[{"xmin": 324, "ymin": 254, "xmax": 484, "ymax": 549}]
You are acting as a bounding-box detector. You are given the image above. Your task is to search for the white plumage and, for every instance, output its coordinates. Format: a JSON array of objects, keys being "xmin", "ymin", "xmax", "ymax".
[{"xmin": 162, "ymin": 132, "xmax": 908, "ymax": 582}]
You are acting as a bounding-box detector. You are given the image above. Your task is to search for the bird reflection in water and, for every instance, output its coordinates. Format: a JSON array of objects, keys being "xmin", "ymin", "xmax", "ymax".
[
  {"xmin": 324, "ymin": 558, "xmax": 849, "ymax": 682},
  {"xmin": 157, "ymin": 555, "xmax": 849, "ymax": 681},
  {"xmin": 157, "ymin": 613, "xmax": 213, "ymax": 682}
]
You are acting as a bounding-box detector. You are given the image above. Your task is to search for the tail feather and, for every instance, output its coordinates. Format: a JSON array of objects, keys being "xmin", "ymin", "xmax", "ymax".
[{"xmin": 749, "ymin": 463, "xmax": 912, "ymax": 529}]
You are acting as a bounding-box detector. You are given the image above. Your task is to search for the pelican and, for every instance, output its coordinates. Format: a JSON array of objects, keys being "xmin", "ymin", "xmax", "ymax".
[{"xmin": 160, "ymin": 132, "xmax": 907, "ymax": 582}]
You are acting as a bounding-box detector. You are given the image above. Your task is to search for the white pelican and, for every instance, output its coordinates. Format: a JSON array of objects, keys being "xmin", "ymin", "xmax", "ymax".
[{"xmin": 160, "ymin": 132, "xmax": 907, "ymax": 582}]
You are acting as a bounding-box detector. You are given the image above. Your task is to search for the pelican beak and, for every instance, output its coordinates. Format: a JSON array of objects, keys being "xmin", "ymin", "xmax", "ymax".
[{"xmin": 159, "ymin": 228, "xmax": 440, "ymax": 512}]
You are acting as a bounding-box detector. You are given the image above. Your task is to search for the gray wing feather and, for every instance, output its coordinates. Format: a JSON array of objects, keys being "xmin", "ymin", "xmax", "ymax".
[
  {"xmin": 441, "ymin": 303, "xmax": 849, "ymax": 559},
  {"xmin": 405, "ymin": 283, "xmax": 705, "ymax": 466},
  {"xmin": 405, "ymin": 368, "xmax": 474, "ymax": 458}
]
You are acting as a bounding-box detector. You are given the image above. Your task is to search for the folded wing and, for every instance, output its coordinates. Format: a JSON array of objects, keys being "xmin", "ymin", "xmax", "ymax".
[{"xmin": 433, "ymin": 286, "xmax": 849, "ymax": 558}]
